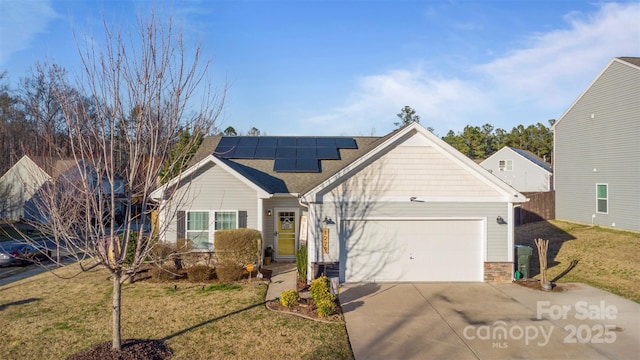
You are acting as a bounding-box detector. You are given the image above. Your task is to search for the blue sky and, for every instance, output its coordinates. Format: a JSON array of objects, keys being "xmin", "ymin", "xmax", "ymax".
[{"xmin": 1, "ymin": 1, "xmax": 639, "ymax": 137}]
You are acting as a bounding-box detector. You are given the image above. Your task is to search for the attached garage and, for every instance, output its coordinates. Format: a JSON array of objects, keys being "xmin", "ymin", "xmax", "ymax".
[{"xmin": 343, "ymin": 219, "xmax": 484, "ymax": 282}]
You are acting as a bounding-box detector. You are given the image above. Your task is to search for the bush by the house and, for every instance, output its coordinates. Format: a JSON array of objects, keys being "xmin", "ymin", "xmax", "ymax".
[
  {"xmin": 214, "ymin": 229, "xmax": 261, "ymax": 266},
  {"xmin": 215, "ymin": 260, "xmax": 245, "ymax": 282},
  {"xmin": 315, "ymin": 298, "xmax": 337, "ymax": 317},
  {"xmin": 310, "ymin": 275, "xmax": 335, "ymax": 303},
  {"xmin": 296, "ymin": 244, "xmax": 308, "ymax": 282},
  {"xmin": 186, "ymin": 264, "xmax": 215, "ymax": 282},
  {"xmin": 280, "ymin": 289, "xmax": 300, "ymax": 307},
  {"xmin": 150, "ymin": 264, "xmax": 178, "ymax": 281}
]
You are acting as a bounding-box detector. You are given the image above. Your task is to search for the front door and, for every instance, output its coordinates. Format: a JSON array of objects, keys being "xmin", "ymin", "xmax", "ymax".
[{"xmin": 275, "ymin": 209, "xmax": 297, "ymax": 259}]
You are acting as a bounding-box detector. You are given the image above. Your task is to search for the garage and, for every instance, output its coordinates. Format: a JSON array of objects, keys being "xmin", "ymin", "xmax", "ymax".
[{"xmin": 344, "ymin": 219, "xmax": 484, "ymax": 282}]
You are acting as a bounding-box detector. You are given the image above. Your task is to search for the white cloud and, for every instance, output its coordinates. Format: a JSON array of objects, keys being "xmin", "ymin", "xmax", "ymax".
[
  {"xmin": 0, "ymin": 0, "xmax": 59, "ymax": 66},
  {"xmin": 478, "ymin": 2, "xmax": 640, "ymax": 109},
  {"xmin": 300, "ymin": 2, "xmax": 640, "ymax": 136}
]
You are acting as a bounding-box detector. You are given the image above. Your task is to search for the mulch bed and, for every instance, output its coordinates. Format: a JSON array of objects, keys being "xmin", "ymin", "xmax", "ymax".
[
  {"xmin": 513, "ymin": 279, "xmax": 564, "ymax": 292},
  {"xmin": 266, "ymin": 293, "xmax": 344, "ymax": 323},
  {"xmin": 66, "ymin": 339, "xmax": 172, "ymax": 360}
]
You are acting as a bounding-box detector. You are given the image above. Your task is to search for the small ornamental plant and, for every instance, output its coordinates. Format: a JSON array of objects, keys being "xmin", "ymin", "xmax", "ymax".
[
  {"xmin": 279, "ymin": 289, "xmax": 300, "ymax": 307},
  {"xmin": 310, "ymin": 276, "xmax": 335, "ymax": 303},
  {"xmin": 315, "ymin": 299, "xmax": 337, "ymax": 317}
]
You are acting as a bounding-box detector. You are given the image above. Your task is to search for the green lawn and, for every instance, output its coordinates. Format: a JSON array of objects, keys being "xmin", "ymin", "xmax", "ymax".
[
  {"xmin": 516, "ymin": 220, "xmax": 640, "ymax": 303},
  {"xmin": 0, "ymin": 264, "xmax": 353, "ymax": 359}
]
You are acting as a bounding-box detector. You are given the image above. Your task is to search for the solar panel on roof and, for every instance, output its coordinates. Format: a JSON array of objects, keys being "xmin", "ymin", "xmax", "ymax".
[
  {"xmin": 254, "ymin": 146, "xmax": 276, "ymax": 159},
  {"xmin": 297, "ymin": 138, "xmax": 316, "ymax": 147},
  {"xmin": 257, "ymin": 137, "xmax": 278, "ymax": 147},
  {"xmin": 316, "ymin": 147, "xmax": 340, "ymax": 160},
  {"xmin": 218, "ymin": 137, "xmax": 239, "ymax": 148},
  {"xmin": 273, "ymin": 158, "xmax": 296, "ymax": 172},
  {"xmin": 238, "ymin": 137, "xmax": 259, "ymax": 147},
  {"xmin": 296, "ymin": 147, "xmax": 316, "ymax": 158},
  {"xmin": 316, "ymin": 138, "xmax": 336, "ymax": 147},
  {"xmin": 296, "ymin": 158, "xmax": 320, "ymax": 172},
  {"xmin": 276, "ymin": 146, "xmax": 296, "ymax": 158},
  {"xmin": 335, "ymin": 138, "xmax": 357, "ymax": 149},
  {"xmin": 213, "ymin": 136, "xmax": 357, "ymax": 173},
  {"xmin": 233, "ymin": 146, "xmax": 257, "ymax": 158},
  {"xmin": 277, "ymin": 138, "xmax": 296, "ymax": 147}
]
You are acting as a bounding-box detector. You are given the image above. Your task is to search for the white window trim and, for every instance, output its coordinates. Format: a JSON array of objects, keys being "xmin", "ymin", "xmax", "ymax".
[
  {"xmin": 186, "ymin": 210, "xmax": 212, "ymax": 252},
  {"xmin": 596, "ymin": 183, "xmax": 608, "ymax": 214},
  {"xmin": 186, "ymin": 210, "xmax": 240, "ymax": 252}
]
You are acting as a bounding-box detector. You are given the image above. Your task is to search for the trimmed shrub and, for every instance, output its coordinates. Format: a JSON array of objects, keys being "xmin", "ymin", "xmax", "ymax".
[
  {"xmin": 296, "ymin": 244, "xmax": 308, "ymax": 282},
  {"xmin": 315, "ymin": 298, "xmax": 337, "ymax": 317},
  {"xmin": 150, "ymin": 265, "xmax": 178, "ymax": 282},
  {"xmin": 214, "ymin": 229, "xmax": 261, "ymax": 266},
  {"xmin": 310, "ymin": 275, "xmax": 336, "ymax": 304},
  {"xmin": 186, "ymin": 264, "xmax": 215, "ymax": 282},
  {"xmin": 151, "ymin": 241, "xmax": 177, "ymax": 261},
  {"xmin": 176, "ymin": 238, "xmax": 192, "ymax": 252},
  {"xmin": 280, "ymin": 289, "xmax": 300, "ymax": 307},
  {"xmin": 215, "ymin": 260, "xmax": 245, "ymax": 282}
]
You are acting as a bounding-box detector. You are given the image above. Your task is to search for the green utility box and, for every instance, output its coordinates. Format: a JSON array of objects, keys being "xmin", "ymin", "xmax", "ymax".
[{"xmin": 515, "ymin": 245, "xmax": 533, "ymax": 279}]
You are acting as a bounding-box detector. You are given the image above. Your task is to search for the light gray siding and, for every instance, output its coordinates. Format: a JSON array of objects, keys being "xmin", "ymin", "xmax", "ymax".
[
  {"xmin": 555, "ymin": 60, "xmax": 640, "ymax": 231},
  {"xmin": 481, "ymin": 148, "xmax": 551, "ymax": 192},
  {"xmin": 162, "ymin": 162, "xmax": 260, "ymax": 244}
]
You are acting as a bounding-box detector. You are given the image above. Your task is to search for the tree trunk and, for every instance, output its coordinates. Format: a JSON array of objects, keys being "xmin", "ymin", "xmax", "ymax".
[{"xmin": 112, "ymin": 271, "xmax": 122, "ymax": 351}]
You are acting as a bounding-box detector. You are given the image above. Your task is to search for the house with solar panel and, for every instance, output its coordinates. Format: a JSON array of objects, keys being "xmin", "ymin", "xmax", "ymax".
[
  {"xmin": 479, "ymin": 147, "xmax": 553, "ymax": 192},
  {"xmin": 151, "ymin": 122, "xmax": 528, "ymax": 283}
]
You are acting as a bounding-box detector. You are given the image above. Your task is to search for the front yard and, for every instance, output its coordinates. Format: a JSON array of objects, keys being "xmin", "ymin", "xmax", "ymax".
[
  {"xmin": 516, "ymin": 220, "xmax": 640, "ymax": 303},
  {"xmin": 0, "ymin": 264, "xmax": 353, "ymax": 359}
]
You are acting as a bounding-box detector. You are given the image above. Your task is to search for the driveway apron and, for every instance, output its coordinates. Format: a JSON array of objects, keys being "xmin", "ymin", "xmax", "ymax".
[{"xmin": 339, "ymin": 283, "xmax": 617, "ymax": 360}]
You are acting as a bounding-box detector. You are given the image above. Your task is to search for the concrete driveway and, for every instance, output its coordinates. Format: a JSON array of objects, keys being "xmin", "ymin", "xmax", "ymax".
[{"xmin": 339, "ymin": 283, "xmax": 639, "ymax": 359}]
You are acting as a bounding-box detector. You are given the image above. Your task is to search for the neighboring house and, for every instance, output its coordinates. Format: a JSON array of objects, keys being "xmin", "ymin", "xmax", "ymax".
[
  {"xmin": 480, "ymin": 146, "xmax": 553, "ymax": 192},
  {"xmin": 0, "ymin": 155, "xmax": 52, "ymax": 221},
  {"xmin": 553, "ymin": 57, "xmax": 640, "ymax": 232},
  {"xmin": 0, "ymin": 155, "xmax": 127, "ymax": 224},
  {"xmin": 153, "ymin": 123, "xmax": 527, "ymax": 283}
]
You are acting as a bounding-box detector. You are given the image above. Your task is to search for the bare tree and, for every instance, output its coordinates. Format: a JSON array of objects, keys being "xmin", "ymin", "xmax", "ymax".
[{"xmin": 21, "ymin": 10, "xmax": 224, "ymax": 351}]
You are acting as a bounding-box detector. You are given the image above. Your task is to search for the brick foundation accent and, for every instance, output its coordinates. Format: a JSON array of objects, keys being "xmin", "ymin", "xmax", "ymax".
[{"xmin": 484, "ymin": 262, "xmax": 513, "ymax": 283}]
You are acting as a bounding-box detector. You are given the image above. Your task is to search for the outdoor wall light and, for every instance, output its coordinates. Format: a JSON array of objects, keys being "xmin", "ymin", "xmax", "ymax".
[
  {"xmin": 496, "ymin": 216, "xmax": 506, "ymax": 224},
  {"xmin": 323, "ymin": 216, "xmax": 334, "ymax": 224},
  {"xmin": 266, "ymin": 209, "xmax": 272, "ymax": 216}
]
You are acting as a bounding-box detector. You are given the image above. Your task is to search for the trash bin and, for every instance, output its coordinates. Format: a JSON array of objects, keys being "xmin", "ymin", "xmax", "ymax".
[{"xmin": 515, "ymin": 245, "xmax": 532, "ymax": 279}]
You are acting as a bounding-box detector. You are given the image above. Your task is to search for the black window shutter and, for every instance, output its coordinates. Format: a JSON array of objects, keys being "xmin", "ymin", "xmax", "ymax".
[
  {"xmin": 177, "ymin": 211, "xmax": 186, "ymax": 239},
  {"xmin": 239, "ymin": 211, "xmax": 247, "ymax": 228}
]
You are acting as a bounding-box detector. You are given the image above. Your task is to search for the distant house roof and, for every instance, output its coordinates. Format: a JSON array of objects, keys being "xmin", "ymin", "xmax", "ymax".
[{"xmin": 509, "ymin": 147, "xmax": 552, "ymax": 173}]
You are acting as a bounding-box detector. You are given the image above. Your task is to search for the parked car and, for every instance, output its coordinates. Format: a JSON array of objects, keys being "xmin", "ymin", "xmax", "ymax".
[{"xmin": 0, "ymin": 243, "xmax": 51, "ymax": 267}]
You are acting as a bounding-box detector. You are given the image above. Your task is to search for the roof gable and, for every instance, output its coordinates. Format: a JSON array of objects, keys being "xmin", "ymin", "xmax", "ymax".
[
  {"xmin": 553, "ymin": 57, "xmax": 640, "ymax": 130},
  {"xmin": 302, "ymin": 123, "xmax": 526, "ymax": 203},
  {"xmin": 481, "ymin": 147, "xmax": 552, "ymax": 173}
]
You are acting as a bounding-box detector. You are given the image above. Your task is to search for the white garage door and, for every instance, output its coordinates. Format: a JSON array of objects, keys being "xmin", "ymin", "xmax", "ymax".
[{"xmin": 344, "ymin": 219, "xmax": 483, "ymax": 282}]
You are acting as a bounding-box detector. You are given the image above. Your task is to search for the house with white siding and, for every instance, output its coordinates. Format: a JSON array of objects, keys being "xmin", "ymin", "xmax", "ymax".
[
  {"xmin": 152, "ymin": 122, "xmax": 527, "ymax": 283},
  {"xmin": 553, "ymin": 57, "xmax": 640, "ymax": 232},
  {"xmin": 480, "ymin": 146, "xmax": 553, "ymax": 192}
]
